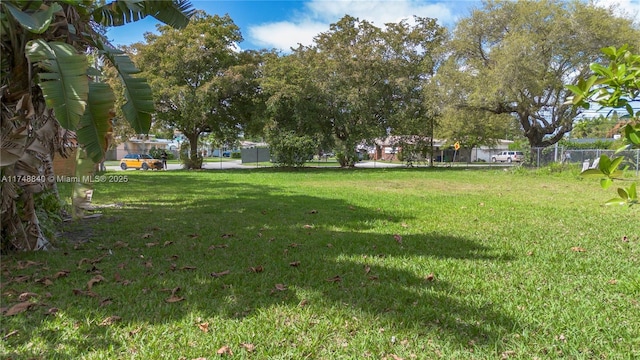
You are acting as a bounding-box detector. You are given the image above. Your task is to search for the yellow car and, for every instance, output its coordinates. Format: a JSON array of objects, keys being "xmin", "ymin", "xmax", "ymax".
[{"xmin": 119, "ymin": 154, "xmax": 163, "ymax": 170}]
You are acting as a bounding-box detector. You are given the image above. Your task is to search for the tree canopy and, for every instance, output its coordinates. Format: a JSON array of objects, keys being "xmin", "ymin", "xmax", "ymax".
[
  {"xmin": 441, "ymin": 0, "xmax": 639, "ymax": 149},
  {"xmin": 261, "ymin": 15, "xmax": 447, "ymax": 166},
  {"xmin": 132, "ymin": 12, "xmax": 266, "ymax": 168}
]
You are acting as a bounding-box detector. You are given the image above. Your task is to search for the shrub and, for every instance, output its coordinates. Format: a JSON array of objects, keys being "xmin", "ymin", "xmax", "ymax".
[{"xmin": 267, "ymin": 130, "xmax": 315, "ymax": 167}]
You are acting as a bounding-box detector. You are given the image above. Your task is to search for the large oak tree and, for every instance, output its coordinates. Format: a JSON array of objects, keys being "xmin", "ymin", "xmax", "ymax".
[
  {"xmin": 133, "ymin": 12, "xmax": 265, "ymax": 168},
  {"xmin": 442, "ymin": 0, "xmax": 639, "ymax": 149}
]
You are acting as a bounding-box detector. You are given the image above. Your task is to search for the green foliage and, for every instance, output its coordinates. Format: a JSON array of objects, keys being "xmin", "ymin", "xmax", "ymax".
[
  {"xmin": 149, "ymin": 147, "xmax": 174, "ymax": 160},
  {"xmin": 444, "ymin": 0, "xmax": 639, "ymax": 149},
  {"xmin": 230, "ymin": 152, "xmax": 241, "ymax": 159},
  {"xmin": 0, "ymin": 0, "xmax": 195, "ymax": 250},
  {"xmin": 33, "ymin": 188, "xmax": 66, "ymax": 242},
  {"xmin": 261, "ymin": 15, "xmax": 447, "ymax": 168},
  {"xmin": 267, "ymin": 130, "xmax": 315, "ymax": 167},
  {"xmin": 559, "ymin": 139, "xmax": 615, "ymax": 150},
  {"xmin": 567, "ymin": 45, "xmax": 640, "ymax": 206},
  {"xmin": 133, "ymin": 12, "xmax": 265, "ymax": 166},
  {"xmin": 570, "ymin": 114, "xmax": 623, "ymax": 139}
]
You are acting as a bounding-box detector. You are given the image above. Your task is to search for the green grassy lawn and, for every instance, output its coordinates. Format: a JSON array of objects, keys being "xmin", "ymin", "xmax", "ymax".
[{"xmin": 1, "ymin": 167, "xmax": 638, "ymax": 359}]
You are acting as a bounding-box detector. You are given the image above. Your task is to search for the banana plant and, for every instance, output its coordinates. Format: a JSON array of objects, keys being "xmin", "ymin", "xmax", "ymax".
[
  {"xmin": 566, "ymin": 45, "xmax": 640, "ymax": 207},
  {"xmin": 1, "ymin": 0, "xmax": 194, "ymax": 251}
]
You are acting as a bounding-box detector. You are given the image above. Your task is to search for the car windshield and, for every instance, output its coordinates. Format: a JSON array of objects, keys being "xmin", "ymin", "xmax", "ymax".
[{"xmin": 140, "ymin": 154, "xmax": 153, "ymax": 159}]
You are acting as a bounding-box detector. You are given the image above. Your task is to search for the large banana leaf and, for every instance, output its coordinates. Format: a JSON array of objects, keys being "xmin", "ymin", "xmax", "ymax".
[
  {"xmin": 93, "ymin": 0, "xmax": 194, "ymax": 29},
  {"xmin": 2, "ymin": 1, "xmax": 61, "ymax": 34},
  {"xmin": 98, "ymin": 44, "xmax": 153, "ymax": 133},
  {"xmin": 77, "ymin": 83, "xmax": 115, "ymax": 163},
  {"xmin": 25, "ymin": 40, "xmax": 88, "ymax": 130}
]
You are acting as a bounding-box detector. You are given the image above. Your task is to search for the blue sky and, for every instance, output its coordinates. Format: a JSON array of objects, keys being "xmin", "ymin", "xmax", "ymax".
[
  {"xmin": 106, "ymin": 0, "xmax": 483, "ymax": 51},
  {"xmin": 107, "ymin": 0, "xmax": 639, "ymax": 51}
]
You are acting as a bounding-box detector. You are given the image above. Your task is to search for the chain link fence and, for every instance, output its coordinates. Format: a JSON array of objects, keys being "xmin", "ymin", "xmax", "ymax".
[{"xmin": 529, "ymin": 147, "xmax": 640, "ymax": 175}]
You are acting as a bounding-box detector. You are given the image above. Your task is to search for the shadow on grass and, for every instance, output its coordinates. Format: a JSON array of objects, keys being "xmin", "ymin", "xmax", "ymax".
[{"xmin": 1, "ymin": 171, "xmax": 524, "ymax": 358}]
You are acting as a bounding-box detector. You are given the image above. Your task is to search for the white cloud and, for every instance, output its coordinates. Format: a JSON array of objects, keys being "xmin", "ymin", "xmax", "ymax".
[
  {"xmin": 306, "ymin": 0, "xmax": 457, "ymax": 26},
  {"xmin": 248, "ymin": 20, "xmax": 328, "ymax": 50},
  {"xmin": 248, "ymin": 0, "xmax": 461, "ymax": 51},
  {"xmin": 594, "ymin": 0, "xmax": 640, "ymax": 23}
]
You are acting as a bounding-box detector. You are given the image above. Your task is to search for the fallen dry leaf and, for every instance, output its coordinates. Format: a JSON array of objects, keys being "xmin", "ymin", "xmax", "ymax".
[
  {"xmin": 46, "ymin": 307, "xmax": 59, "ymax": 316},
  {"xmin": 274, "ymin": 283, "xmax": 287, "ymax": 291},
  {"xmin": 87, "ymin": 275, "xmax": 105, "ymax": 290},
  {"xmin": 53, "ymin": 270, "xmax": 70, "ymax": 279},
  {"xmin": 18, "ymin": 292, "xmax": 38, "ymax": 301},
  {"xmin": 425, "ymin": 273, "xmax": 435, "ymax": 282},
  {"xmin": 393, "ymin": 234, "xmax": 402, "ymax": 244},
  {"xmin": 221, "ymin": 233, "xmax": 234, "ymax": 239},
  {"xmin": 288, "ymin": 243, "xmax": 301, "ymax": 248},
  {"xmin": 11, "ymin": 275, "xmax": 31, "ymax": 283},
  {"xmin": 180, "ymin": 266, "xmax": 197, "ymax": 271},
  {"xmin": 240, "ymin": 343, "xmax": 256, "ymax": 352},
  {"xmin": 146, "ymin": 242, "xmax": 158, "ymax": 247},
  {"xmin": 100, "ymin": 298, "xmax": 113, "ymax": 307},
  {"xmin": 197, "ymin": 322, "xmax": 209, "ymax": 333},
  {"xmin": 165, "ymin": 295, "xmax": 185, "ymax": 303},
  {"xmin": 217, "ymin": 345, "xmax": 233, "ymax": 356},
  {"xmin": 72, "ymin": 289, "xmax": 99, "ymax": 298},
  {"xmin": 364, "ymin": 265, "xmax": 371, "ymax": 274},
  {"xmin": 308, "ymin": 209, "xmax": 318, "ymax": 214},
  {"xmin": 78, "ymin": 255, "xmax": 106, "ymax": 266},
  {"xmin": 249, "ymin": 265, "xmax": 264, "ymax": 273},
  {"xmin": 299, "ymin": 299, "xmax": 309, "ymax": 307},
  {"xmin": 141, "ymin": 233, "xmax": 153, "ymax": 239},
  {"xmin": 210, "ymin": 270, "xmax": 231, "ymax": 278},
  {"xmin": 368, "ymin": 275, "xmax": 379, "ymax": 280},
  {"xmin": 113, "ymin": 241, "xmax": 128, "ymax": 248},
  {"xmin": 501, "ymin": 350, "xmax": 516, "ymax": 359},
  {"xmin": 571, "ymin": 247, "xmax": 586, "ymax": 252},
  {"xmin": 303, "ymin": 224, "xmax": 313, "ymax": 229},
  {"xmin": 188, "ymin": 233, "xmax": 199, "ymax": 238},
  {"xmin": 16, "ymin": 260, "xmax": 41, "ymax": 269},
  {"xmin": 289, "ymin": 261, "xmax": 301, "ymax": 267},
  {"xmin": 326, "ymin": 275, "xmax": 342, "ymax": 283},
  {"xmin": 34, "ymin": 277, "xmax": 53, "ymax": 286},
  {"xmin": 99, "ymin": 315, "xmax": 121, "ymax": 326},
  {"xmin": 208, "ymin": 244, "xmax": 229, "ymax": 250},
  {"xmin": 4, "ymin": 301, "xmax": 34, "ymax": 316},
  {"xmin": 389, "ymin": 354, "xmax": 404, "ymax": 360},
  {"xmin": 163, "ymin": 241, "xmax": 174, "ymax": 246}
]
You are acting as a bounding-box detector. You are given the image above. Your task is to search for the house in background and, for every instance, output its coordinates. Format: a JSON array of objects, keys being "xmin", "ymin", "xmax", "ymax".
[
  {"xmin": 368, "ymin": 136, "xmax": 515, "ymax": 163},
  {"xmin": 470, "ymin": 140, "xmax": 514, "ymax": 162},
  {"xmin": 105, "ymin": 136, "xmax": 178, "ymax": 160},
  {"xmin": 369, "ymin": 136, "xmax": 447, "ymax": 161}
]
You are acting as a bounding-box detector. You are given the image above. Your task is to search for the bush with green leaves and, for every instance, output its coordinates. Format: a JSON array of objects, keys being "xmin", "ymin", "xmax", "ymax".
[
  {"xmin": 267, "ymin": 130, "xmax": 316, "ymax": 167},
  {"xmin": 149, "ymin": 147, "xmax": 174, "ymax": 160},
  {"xmin": 567, "ymin": 45, "xmax": 639, "ymax": 206}
]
